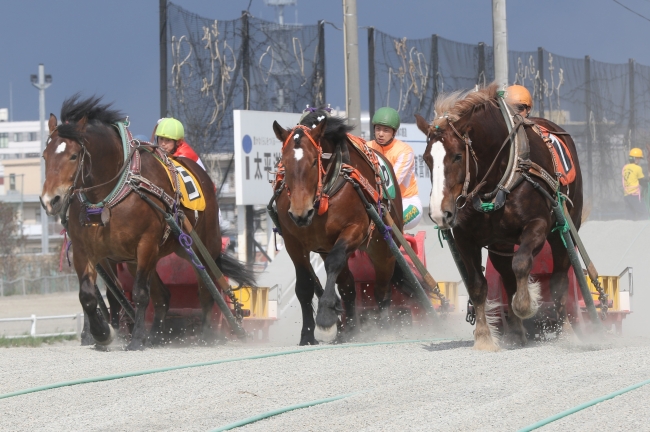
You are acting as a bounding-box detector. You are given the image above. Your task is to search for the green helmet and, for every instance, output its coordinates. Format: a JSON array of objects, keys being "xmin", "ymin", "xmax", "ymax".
[
  {"xmin": 156, "ymin": 118, "xmax": 184, "ymax": 140},
  {"xmin": 372, "ymin": 107, "xmax": 400, "ymax": 131}
]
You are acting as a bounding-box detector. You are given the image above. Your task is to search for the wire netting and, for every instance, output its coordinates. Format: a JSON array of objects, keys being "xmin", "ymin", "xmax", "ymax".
[
  {"xmin": 167, "ymin": 3, "xmax": 324, "ymax": 157},
  {"xmin": 371, "ymin": 29, "xmax": 650, "ymax": 219}
]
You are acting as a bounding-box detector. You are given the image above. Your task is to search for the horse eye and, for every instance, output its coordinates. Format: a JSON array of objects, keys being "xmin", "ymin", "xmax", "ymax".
[
  {"xmin": 453, "ymin": 154, "xmax": 462, "ymax": 162},
  {"xmin": 70, "ymin": 154, "xmax": 78, "ymax": 161}
]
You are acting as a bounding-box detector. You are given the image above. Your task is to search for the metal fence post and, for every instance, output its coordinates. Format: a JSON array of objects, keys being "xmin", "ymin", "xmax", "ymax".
[
  {"xmin": 22, "ymin": 278, "xmax": 26, "ymax": 295},
  {"xmin": 431, "ymin": 34, "xmax": 439, "ymax": 117},
  {"xmin": 76, "ymin": 313, "xmax": 82, "ymax": 338},
  {"xmin": 367, "ymin": 27, "xmax": 375, "ymax": 140},
  {"xmin": 629, "ymin": 58, "xmax": 636, "ymax": 149},
  {"xmin": 537, "ymin": 47, "xmax": 545, "ymax": 118},
  {"xmin": 477, "ymin": 42, "xmax": 486, "ymax": 87},
  {"xmin": 30, "ymin": 314, "xmax": 36, "ymax": 337},
  {"xmin": 585, "ymin": 55, "xmax": 593, "ymax": 206}
]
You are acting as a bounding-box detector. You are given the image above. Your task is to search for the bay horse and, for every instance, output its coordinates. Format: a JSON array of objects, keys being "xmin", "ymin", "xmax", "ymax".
[
  {"xmin": 40, "ymin": 95, "xmax": 255, "ymax": 350},
  {"xmin": 416, "ymin": 83, "xmax": 583, "ymax": 351},
  {"xmin": 271, "ymin": 111, "xmax": 411, "ymax": 345}
]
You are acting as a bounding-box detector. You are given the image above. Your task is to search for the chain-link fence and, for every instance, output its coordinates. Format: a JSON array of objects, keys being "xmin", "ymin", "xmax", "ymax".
[
  {"xmin": 167, "ymin": 3, "xmax": 325, "ymax": 159},
  {"xmin": 369, "ymin": 28, "xmax": 650, "ymax": 219}
]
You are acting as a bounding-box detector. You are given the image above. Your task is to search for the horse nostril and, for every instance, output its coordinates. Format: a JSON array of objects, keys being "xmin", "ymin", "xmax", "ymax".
[
  {"xmin": 306, "ymin": 208, "xmax": 314, "ymax": 218},
  {"xmin": 443, "ymin": 210, "xmax": 453, "ymax": 222},
  {"xmin": 51, "ymin": 195, "xmax": 61, "ymax": 208}
]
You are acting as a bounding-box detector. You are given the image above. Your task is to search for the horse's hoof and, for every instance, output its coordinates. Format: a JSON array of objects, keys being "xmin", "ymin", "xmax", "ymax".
[
  {"xmin": 125, "ymin": 339, "xmax": 145, "ymax": 351},
  {"xmin": 314, "ymin": 325, "xmax": 337, "ymax": 343},
  {"xmin": 299, "ymin": 337, "xmax": 319, "ymax": 346},
  {"xmin": 94, "ymin": 326, "xmax": 116, "ymax": 346}
]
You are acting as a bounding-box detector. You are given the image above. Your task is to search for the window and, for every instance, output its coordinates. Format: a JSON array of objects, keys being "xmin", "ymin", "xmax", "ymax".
[
  {"xmin": 9, "ymin": 173, "xmax": 15, "ymax": 191},
  {"xmin": 0, "ymin": 133, "xmax": 7, "ymax": 148},
  {"xmin": 25, "ymin": 152, "xmax": 40, "ymax": 158},
  {"xmin": 29, "ymin": 132, "xmax": 38, "ymax": 141},
  {"xmin": 12, "ymin": 133, "xmax": 22, "ymax": 142}
]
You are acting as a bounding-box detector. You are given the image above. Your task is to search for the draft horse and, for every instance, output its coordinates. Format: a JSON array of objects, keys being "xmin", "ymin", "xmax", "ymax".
[
  {"xmin": 271, "ymin": 111, "xmax": 409, "ymax": 345},
  {"xmin": 40, "ymin": 95, "xmax": 254, "ymax": 350},
  {"xmin": 417, "ymin": 83, "xmax": 583, "ymax": 351}
]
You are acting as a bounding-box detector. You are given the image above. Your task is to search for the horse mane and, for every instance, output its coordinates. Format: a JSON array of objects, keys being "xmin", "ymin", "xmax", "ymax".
[
  {"xmin": 432, "ymin": 82, "xmax": 500, "ymax": 129},
  {"xmin": 300, "ymin": 110, "xmax": 354, "ymax": 144},
  {"xmin": 57, "ymin": 94, "xmax": 125, "ymax": 141}
]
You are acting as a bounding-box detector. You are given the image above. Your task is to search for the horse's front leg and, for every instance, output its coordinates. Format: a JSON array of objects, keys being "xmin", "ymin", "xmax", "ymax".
[
  {"xmin": 510, "ymin": 220, "xmax": 546, "ymax": 321},
  {"xmin": 548, "ymin": 232, "xmax": 575, "ymax": 335},
  {"xmin": 367, "ymin": 237, "xmax": 396, "ymax": 330},
  {"xmin": 334, "ymin": 263, "xmax": 357, "ymax": 340},
  {"xmin": 74, "ymin": 253, "xmax": 114, "ymax": 346},
  {"xmin": 315, "ymin": 228, "xmax": 364, "ymax": 343},
  {"xmin": 488, "ymin": 248, "xmax": 527, "ymax": 346},
  {"xmin": 455, "ymin": 229, "xmax": 499, "ymax": 351},
  {"xmin": 126, "ymin": 243, "xmax": 159, "ymax": 351}
]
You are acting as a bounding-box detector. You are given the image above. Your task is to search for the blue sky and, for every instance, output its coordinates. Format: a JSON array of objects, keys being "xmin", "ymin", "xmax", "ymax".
[{"xmin": 1, "ymin": 0, "xmax": 649, "ymax": 135}]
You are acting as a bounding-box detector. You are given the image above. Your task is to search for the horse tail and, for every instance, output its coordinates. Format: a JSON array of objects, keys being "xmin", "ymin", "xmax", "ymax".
[{"xmin": 215, "ymin": 253, "xmax": 257, "ymax": 288}]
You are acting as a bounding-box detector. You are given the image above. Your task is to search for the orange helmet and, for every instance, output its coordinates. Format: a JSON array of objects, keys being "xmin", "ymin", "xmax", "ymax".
[{"xmin": 506, "ymin": 85, "xmax": 533, "ymax": 109}]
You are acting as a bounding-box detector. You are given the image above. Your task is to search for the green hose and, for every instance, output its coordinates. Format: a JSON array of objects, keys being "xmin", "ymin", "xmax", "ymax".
[
  {"xmin": 210, "ymin": 392, "xmax": 357, "ymax": 432},
  {"xmin": 518, "ymin": 377, "xmax": 650, "ymax": 431},
  {"xmin": 0, "ymin": 338, "xmax": 451, "ymax": 401}
]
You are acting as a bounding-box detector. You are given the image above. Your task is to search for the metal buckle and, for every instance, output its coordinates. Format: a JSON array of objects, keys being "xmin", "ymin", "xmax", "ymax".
[{"xmin": 455, "ymin": 194, "xmax": 468, "ymax": 209}]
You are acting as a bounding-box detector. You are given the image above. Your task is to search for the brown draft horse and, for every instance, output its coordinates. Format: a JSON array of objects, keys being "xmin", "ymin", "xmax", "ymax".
[
  {"xmin": 416, "ymin": 83, "xmax": 583, "ymax": 351},
  {"xmin": 272, "ymin": 111, "xmax": 409, "ymax": 345},
  {"xmin": 40, "ymin": 95, "xmax": 255, "ymax": 350}
]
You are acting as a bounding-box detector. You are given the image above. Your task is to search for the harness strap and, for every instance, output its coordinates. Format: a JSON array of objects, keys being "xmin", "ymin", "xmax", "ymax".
[{"xmin": 341, "ymin": 164, "xmax": 380, "ymax": 204}]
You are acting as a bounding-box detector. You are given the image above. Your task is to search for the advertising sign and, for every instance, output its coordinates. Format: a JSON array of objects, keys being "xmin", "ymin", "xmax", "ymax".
[{"xmin": 234, "ymin": 110, "xmax": 301, "ymax": 205}]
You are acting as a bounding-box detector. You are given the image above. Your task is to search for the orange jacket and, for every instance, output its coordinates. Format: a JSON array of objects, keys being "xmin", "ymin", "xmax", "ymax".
[{"xmin": 368, "ymin": 138, "xmax": 418, "ymax": 198}]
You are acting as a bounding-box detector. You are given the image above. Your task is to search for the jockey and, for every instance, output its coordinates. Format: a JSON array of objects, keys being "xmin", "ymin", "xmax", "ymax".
[
  {"xmin": 154, "ymin": 117, "xmax": 206, "ymax": 170},
  {"xmin": 505, "ymin": 85, "xmax": 533, "ymax": 118},
  {"xmin": 367, "ymin": 107, "xmax": 422, "ymax": 230},
  {"xmin": 622, "ymin": 147, "xmax": 649, "ymax": 220}
]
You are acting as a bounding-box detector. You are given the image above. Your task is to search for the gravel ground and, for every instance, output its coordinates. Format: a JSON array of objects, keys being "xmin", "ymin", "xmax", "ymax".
[{"xmin": 1, "ymin": 333, "xmax": 649, "ymax": 431}]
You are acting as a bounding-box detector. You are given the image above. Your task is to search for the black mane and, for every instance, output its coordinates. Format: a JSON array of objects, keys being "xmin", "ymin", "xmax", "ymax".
[
  {"xmin": 300, "ymin": 110, "xmax": 354, "ymax": 144},
  {"xmin": 57, "ymin": 94, "xmax": 125, "ymax": 141}
]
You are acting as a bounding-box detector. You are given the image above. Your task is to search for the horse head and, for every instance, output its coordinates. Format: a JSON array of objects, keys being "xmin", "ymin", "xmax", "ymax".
[
  {"xmin": 416, "ymin": 113, "xmax": 469, "ymax": 229},
  {"xmin": 40, "ymin": 114, "xmax": 88, "ymax": 216},
  {"xmin": 273, "ymin": 119, "xmax": 327, "ymax": 227}
]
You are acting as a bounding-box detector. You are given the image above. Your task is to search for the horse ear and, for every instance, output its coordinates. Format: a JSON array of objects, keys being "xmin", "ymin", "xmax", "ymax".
[
  {"xmin": 415, "ymin": 114, "xmax": 430, "ymax": 135},
  {"xmin": 273, "ymin": 121, "xmax": 289, "ymax": 142},
  {"xmin": 48, "ymin": 114, "xmax": 57, "ymax": 133},
  {"xmin": 76, "ymin": 116, "xmax": 88, "ymax": 132},
  {"xmin": 309, "ymin": 116, "xmax": 327, "ymax": 142}
]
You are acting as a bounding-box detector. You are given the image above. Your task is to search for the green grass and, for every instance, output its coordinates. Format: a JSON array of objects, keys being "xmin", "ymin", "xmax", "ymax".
[{"xmin": 0, "ymin": 334, "xmax": 78, "ymax": 348}]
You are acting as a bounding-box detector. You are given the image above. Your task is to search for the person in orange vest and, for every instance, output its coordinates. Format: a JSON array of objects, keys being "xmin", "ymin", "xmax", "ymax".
[
  {"xmin": 154, "ymin": 117, "xmax": 206, "ymax": 170},
  {"xmin": 505, "ymin": 84, "xmax": 533, "ymax": 118},
  {"xmin": 622, "ymin": 147, "xmax": 649, "ymax": 220},
  {"xmin": 367, "ymin": 107, "xmax": 422, "ymax": 230}
]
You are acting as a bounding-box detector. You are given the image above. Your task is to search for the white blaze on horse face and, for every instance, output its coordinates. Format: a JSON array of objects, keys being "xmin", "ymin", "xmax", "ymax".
[
  {"xmin": 55, "ymin": 141, "xmax": 67, "ymax": 154},
  {"xmin": 428, "ymin": 140, "xmax": 447, "ymax": 225},
  {"xmin": 294, "ymin": 148, "xmax": 304, "ymax": 161}
]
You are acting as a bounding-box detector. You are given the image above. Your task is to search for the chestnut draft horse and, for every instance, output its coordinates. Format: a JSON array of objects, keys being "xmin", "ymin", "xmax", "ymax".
[
  {"xmin": 271, "ymin": 111, "xmax": 413, "ymax": 345},
  {"xmin": 416, "ymin": 83, "xmax": 583, "ymax": 351},
  {"xmin": 40, "ymin": 95, "xmax": 255, "ymax": 350}
]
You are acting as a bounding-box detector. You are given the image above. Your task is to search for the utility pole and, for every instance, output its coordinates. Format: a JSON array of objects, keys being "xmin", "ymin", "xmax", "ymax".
[
  {"xmin": 492, "ymin": 0, "xmax": 508, "ymax": 89},
  {"xmin": 31, "ymin": 64, "xmax": 52, "ymax": 254},
  {"xmin": 160, "ymin": 0, "xmax": 168, "ymax": 118},
  {"xmin": 343, "ymin": 0, "xmax": 361, "ymax": 135}
]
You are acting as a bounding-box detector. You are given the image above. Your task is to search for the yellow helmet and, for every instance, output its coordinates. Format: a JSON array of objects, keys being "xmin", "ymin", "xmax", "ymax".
[
  {"xmin": 630, "ymin": 147, "xmax": 643, "ymax": 158},
  {"xmin": 506, "ymin": 85, "xmax": 533, "ymax": 109},
  {"xmin": 155, "ymin": 118, "xmax": 184, "ymax": 141}
]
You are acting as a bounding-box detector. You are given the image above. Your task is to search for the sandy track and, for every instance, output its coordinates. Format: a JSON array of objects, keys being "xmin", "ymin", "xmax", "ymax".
[{"xmin": 1, "ymin": 335, "xmax": 649, "ymax": 431}]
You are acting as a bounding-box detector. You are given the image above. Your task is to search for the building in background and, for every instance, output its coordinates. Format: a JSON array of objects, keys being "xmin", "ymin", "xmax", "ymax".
[{"xmin": 0, "ymin": 112, "xmax": 62, "ymax": 253}]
